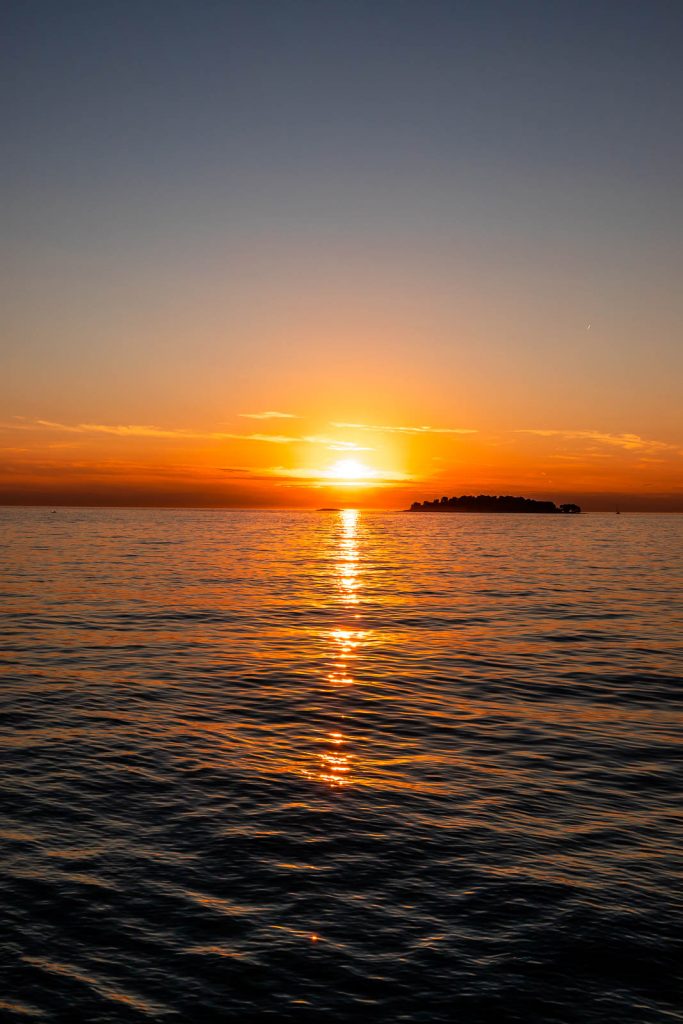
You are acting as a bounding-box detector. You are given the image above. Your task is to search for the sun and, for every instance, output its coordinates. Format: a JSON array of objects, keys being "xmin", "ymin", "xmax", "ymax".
[{"xmin": 325, "ymin": 458, "xmax": 375, "ymax": 483}]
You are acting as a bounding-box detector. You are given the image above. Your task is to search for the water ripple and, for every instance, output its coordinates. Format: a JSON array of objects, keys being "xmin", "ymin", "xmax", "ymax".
[{"xmin": 0, "ymin": 508, "xmax": 681, "ymax": 1022}]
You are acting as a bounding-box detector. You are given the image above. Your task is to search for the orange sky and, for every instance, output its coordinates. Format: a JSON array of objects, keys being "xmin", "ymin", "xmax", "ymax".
[
  {"xmin": 3, "ymin": 3, "xmax": 682, "ymax": 510},
  {"xmin": 1, "ymin": 408, "xmax": 681, "ymax": 510}
]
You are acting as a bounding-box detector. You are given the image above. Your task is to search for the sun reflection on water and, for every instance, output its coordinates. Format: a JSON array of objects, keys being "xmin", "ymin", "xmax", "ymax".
[
  {"xmin": 337, "ymin": 508, "xmax": 360, "ymax": 604},
  {"xmin": 317, "ymin": 730, "xmax": 352, "ymax": 787},
  {"xmin": 317, "ymin": 510, "xmax": 363, "ymax": 787}
]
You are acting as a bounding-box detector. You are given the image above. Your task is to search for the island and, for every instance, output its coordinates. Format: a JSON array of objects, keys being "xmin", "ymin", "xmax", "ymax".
[{"xmin": 409, "ymin": 495, "xmax": 581, "ymax": 514}]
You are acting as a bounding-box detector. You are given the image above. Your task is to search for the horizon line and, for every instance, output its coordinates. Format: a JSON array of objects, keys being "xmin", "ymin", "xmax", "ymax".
[{"xmin": 1, "ymin": 502, "xmax": 681, "ymax": 514}]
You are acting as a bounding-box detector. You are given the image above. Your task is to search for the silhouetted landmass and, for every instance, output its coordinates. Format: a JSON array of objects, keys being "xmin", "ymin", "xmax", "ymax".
[{"xmin": 409, "ymin": 495, "xmax": 581, "ymax": 514}]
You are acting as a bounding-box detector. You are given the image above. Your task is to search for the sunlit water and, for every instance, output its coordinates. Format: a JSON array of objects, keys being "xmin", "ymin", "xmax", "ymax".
[{"xmin": 1, "ymin": 508, "xmax": 681, "ymax": 1023}]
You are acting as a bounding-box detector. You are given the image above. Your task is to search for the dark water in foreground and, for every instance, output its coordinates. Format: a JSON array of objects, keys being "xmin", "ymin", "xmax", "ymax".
[{"xmin": 1, "ymin": 508, "xmax": 681, "ymax": 1023}]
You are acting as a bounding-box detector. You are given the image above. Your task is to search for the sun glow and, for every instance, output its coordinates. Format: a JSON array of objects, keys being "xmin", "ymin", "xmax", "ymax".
[{"xmin": 325, "ymin": 458, "xmax": 375, "ymax": 483}]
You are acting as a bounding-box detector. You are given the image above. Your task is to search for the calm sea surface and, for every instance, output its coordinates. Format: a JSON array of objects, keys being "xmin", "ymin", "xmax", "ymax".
[{"xmin": 1, "ymin": 508, "xmax": 681, "ymax": 1023}]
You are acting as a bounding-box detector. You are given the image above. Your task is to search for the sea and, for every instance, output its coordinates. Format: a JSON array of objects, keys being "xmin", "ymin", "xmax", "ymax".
[{"xmin": 1, "ymin": 508, "xmax": 681, "ymax": 1023}]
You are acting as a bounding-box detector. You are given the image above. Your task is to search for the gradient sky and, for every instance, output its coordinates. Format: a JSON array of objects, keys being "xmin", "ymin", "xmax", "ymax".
[{"xmin": 2, "ymin": 0, "xmax": 682, "ymax": 509}]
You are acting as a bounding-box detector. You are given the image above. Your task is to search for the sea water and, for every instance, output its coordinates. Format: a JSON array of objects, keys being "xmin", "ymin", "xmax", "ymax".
[{"xmin": 1, "ymin": 508, "xmax": 681, "ymax": 1022}]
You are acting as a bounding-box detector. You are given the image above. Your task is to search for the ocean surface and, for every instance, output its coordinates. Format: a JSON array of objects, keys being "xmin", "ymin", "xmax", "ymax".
[{"xmin": 1, "ymin": 508, "xmax": 681, "ymax": 1023}]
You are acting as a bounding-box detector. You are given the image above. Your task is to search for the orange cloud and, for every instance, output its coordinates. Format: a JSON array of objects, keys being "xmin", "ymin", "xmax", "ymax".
[
  {"xmin": 267, "ymin": 464, "xmax": 414, "ymax": 486},
  {"xmin": 331, "ymin": 421, "xmax": 477, "ymax": 435},
  {"xmin": 11, "ymin": 420, "xmax": 298, "ymax": 444},
  {"xmin": 301, "ymin": 436, "xmax": 374, "ymax": 451},
  {"xmin": 238, "ymin": 411, "xmax": 300, "ymax": 420},
  {"xmin": 3, "ymin": 419, "xmax": 388, "ymax": 453},
  {"xmin": 517, "ymin": 429, "xmax": 678, "ymax": 453}
]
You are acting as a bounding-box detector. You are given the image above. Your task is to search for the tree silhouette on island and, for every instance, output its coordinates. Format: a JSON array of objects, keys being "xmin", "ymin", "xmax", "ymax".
[{"xmin": 409, "ymin": 495, "xmax": 581, "ymax": 514}]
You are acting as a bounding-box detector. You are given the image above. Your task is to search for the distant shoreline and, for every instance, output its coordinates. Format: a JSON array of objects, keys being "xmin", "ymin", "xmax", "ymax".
[
  {"xmin": 407, "ymin": 508, "xmax": 582, "ymax": 514},
  {"xmin": 409, "ymin": 495, "xmax": 582, "ymax": 514}
]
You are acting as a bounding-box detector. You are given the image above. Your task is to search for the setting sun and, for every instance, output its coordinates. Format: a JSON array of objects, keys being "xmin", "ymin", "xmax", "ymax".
[{"xmin": 325, "ymin": 458, "xmax": 375, "ymax": 483}]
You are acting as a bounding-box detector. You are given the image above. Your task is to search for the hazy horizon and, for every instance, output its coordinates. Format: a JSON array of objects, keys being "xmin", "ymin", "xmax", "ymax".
[{"xmin": 1, "ymin": 496, "xmax": 681, "ymax": 513}]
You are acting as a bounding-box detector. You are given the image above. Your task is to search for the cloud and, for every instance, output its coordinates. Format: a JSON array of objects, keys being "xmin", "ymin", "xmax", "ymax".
[
  {"xmin": 5, "ymin": 419, "xmax": 387, "ymax": 453},
  {"xmin": 331, "ymin": 422, "xmax": 477, "ymax": 435},
  {"xmin": 14, "ymin": 420, "xmax": 298, "ymax": 444},
  {"xmin": 243, "ymin": 434, "xmax": 297, "ymax": 444},
  {"xmin": 239, "ymin": 411, "xmax": 300, "ymax": 420},
  {"xmin": 266, "ymin": 465, "xmax": 414, "ymax": 486},
  {"xmin": 301, "ymin": 436, "xmax": 374, "ymax": 452},
  {"xmin": 36, "ymin": 420, "xmax": 196, "ymax": 439},
  {"xmin": 549, "ymin": 453, "xmax": 609, "ymax": 461},
  {"xmin": 517, "ymin": 429, "xmax": 678, "ymax": 453}
]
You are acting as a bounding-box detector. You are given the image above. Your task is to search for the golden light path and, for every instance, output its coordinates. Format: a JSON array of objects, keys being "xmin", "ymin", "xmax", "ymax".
[{"xmin": 316, "ymin": 509, "xmax": 362, "ymax": 788}]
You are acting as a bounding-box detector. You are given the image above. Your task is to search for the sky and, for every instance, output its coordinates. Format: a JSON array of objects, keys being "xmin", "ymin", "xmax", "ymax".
[{"xmin": 2, "ymin": 0, "xmax": 681, "ymax": 509}]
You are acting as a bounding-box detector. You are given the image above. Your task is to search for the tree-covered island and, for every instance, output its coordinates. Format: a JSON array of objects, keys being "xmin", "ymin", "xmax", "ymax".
[{"xmin": 409, "ymin": 495, "xmax": 581, "ymax": 513}]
